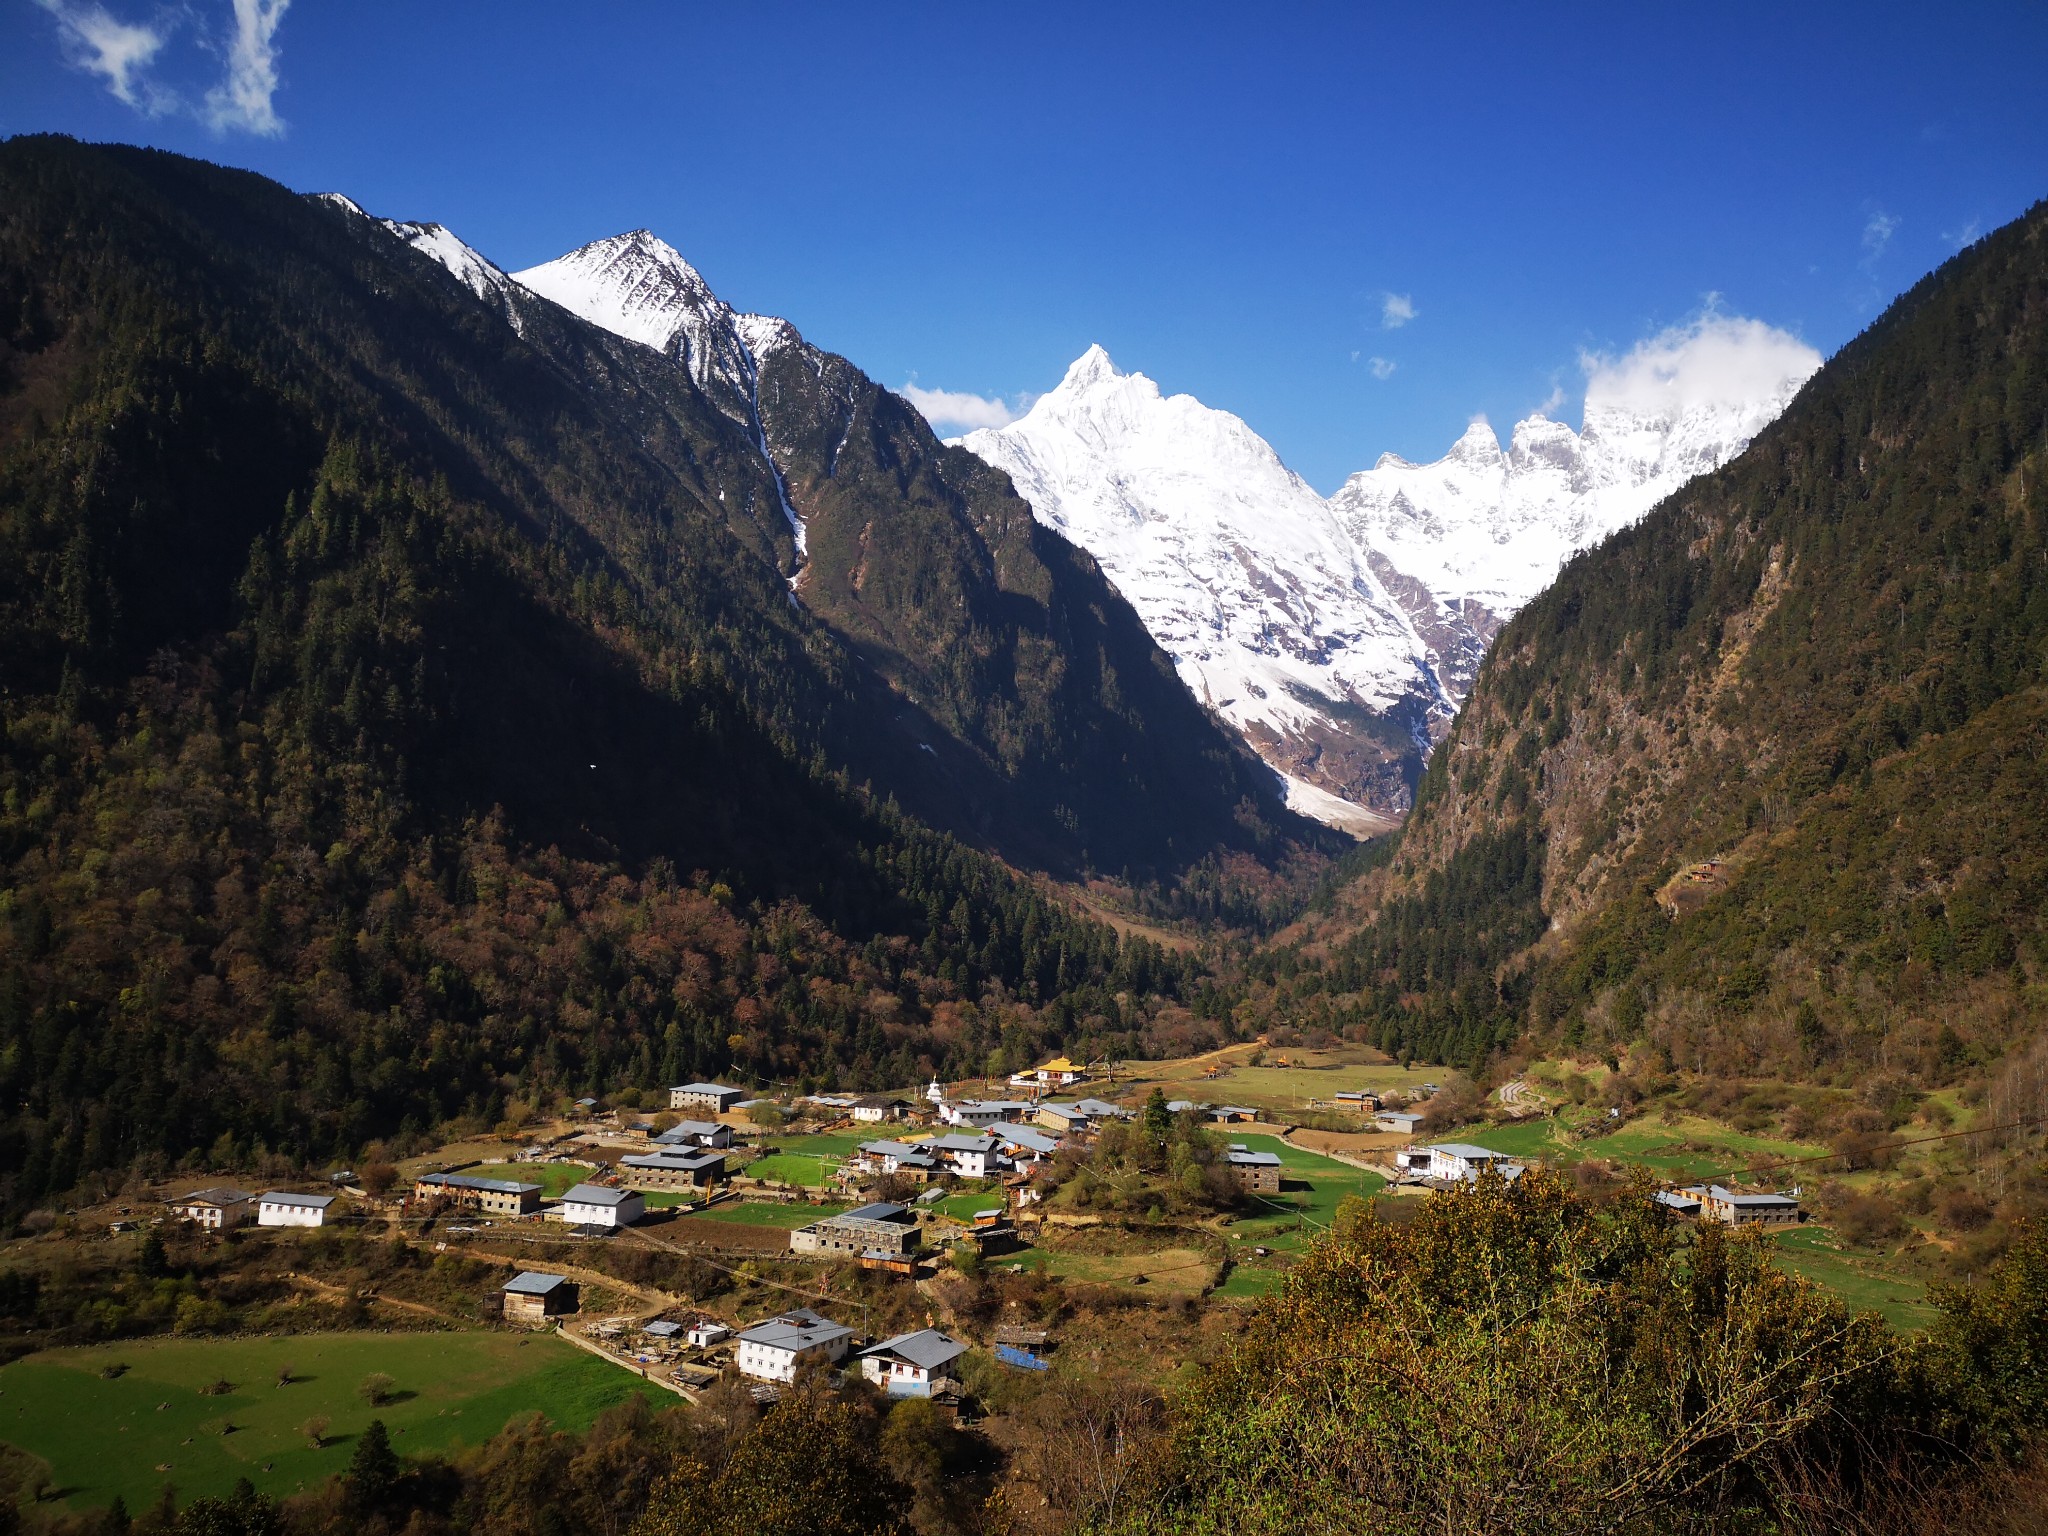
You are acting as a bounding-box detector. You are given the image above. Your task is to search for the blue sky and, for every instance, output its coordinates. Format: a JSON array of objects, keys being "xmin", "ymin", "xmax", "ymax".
[{"xmin": 6, "ymin": 1, "xmax": 2047, "ymax": 490}]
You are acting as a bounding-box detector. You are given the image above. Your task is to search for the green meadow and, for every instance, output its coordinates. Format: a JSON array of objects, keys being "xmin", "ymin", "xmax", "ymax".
[{"xmin": 0, "ymin": 1331, "xmax": 667, "ymax": 1511}]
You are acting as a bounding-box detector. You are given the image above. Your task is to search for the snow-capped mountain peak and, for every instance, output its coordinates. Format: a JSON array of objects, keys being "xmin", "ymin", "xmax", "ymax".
[
  {"xmin": 1059, "ymin": 342, "xmax": 1124, "ymax": 390},
  {"xmin": 512, "ymin": 231, "xmax": 760, "ymax": 419},
  {"xmin": 959, "ymin": 348, "xmax": 1440, "ymax": 830}
]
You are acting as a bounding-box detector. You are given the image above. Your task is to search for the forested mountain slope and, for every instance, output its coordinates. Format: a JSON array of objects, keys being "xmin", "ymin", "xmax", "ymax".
[
  {"xmin": 1262, "ymin": 200, "xmax": 2048, "ymax": 1090},
  {"xmin": 0, "ymin": 138, "xmax": 1257, "ymax": 1210}
]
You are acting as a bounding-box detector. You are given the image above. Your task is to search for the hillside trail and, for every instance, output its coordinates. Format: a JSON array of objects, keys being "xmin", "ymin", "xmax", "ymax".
[{"xmin": 286, "ymin": 1270, "xmax": 467, "ymax": 1326}]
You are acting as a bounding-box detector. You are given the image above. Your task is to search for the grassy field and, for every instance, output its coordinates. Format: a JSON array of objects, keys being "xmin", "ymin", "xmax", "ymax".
[
  {"xmin": 677, "ymin": 1200, "xmax": 849, "ymax": 1229},
  {"xmin": 742, "ymin": 1133, "xmax": 869, "ymax": 1188},
  {"xmin": 1574, "ymin": 1114, "xmax": 1825, "ymax": 1181},
  {"xmin": 1027, "ymin": 1242, "xmax": 1215, "ymax": 1297},
  {"xmin": 931, "ymin": 1190, "xmax": 1005, "ymax": 1223},
  {"xmin": 0, "ymin": 1331, "xmax": 668, "ymax": 1511},
  {"xmin": 1766, "ymin": 1227, "xmax": 1936, "ymax": 1331},
  {"xmin": 1214, "ymin": 1133, "xmax": 1386, "ymax": 1298},
  {"xmin": 1124, "ymin": 1048, "xmax": 1430, "ymax": 1117}
]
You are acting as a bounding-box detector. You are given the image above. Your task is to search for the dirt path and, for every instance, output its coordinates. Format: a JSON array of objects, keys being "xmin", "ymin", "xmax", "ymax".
[{"xmin": 287, "ymin": 1271, "xmax": 468, "ymax": 1326}]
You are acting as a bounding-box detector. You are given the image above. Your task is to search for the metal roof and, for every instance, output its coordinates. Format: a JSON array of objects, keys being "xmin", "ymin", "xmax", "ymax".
[
  {"xmin": 738, "ymin": 1311, "xmax": 854, "ymax": 1352},
  {"xmin": 670, "ymin": 1082, "xmax": 744, "ymax": 1096},
  {"xmin": 561, "ymin": 1183, "xmax": 638, "ymax": 1205},
  {"xmin": 1427, "ymin": 1143, "xmax": 1509, "ymax": 1159},
  {"xmin": 502, "ymin": 1271, "xmax": 571, "ymax": 1295},
  {"xmin": 1226, "ymin": 1150, "xmax": 1283, "ymax": 1167},
  {"xmin": 621, "ymin": 1150, "xmax": 724, "ymax": 1170},
  {"xmin": 860, "ymin": 1328, "xmax": 967, "ymax": 1372},
  {"xmin": 258, "ymin": 1191, "xmax": 336, "ymax": 1209},
  {"xmin": 171, "ymin": 1187, "xmax": 252, "ymax": 1206},
  {"xmin": 643, "ymin": 1320, "xmax": 683, "ymax": 1337},
  {"xmin": 839, "ymin": 1201, "xmax": 912, "ymax": 1223}
]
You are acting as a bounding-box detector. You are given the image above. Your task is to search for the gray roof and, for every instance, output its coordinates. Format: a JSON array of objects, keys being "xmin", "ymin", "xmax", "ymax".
[
  {"xmin": 916, "ymin": 1187, "xmax": 948, "ymax": 1204},
  {"xmin": 738, "ymin": 1310, "xmax": 853, "ymax": 1352},
  {"xmin": 1708, "ymin": 1185, "xmax": 1801, "ymax": 1206},
  {"xmin": 503, "ymin": 1271, "xmax": 572, "ymax": 1295},
  {"xmin": 418, "ymin": 1172, "xmax": 541, "ymax": 1195},
  {"xmin": 621, "ymin": 1150, "xmax": 724, "ymax": 1171},
  {"xmin": 1427, "ymin": 1143, "xmax": 1509, "ymax": 1160},
  {"xmin": 839, "ymin": 1201, "xmax": 912, "ymax": 1224},
  {"xmin": 1074, "ymin": 1098, "xmax": 1130, "ymax": 1117},
  {"xmin": 925, "ymin": 1133, "xmax": 1001, "ymax": 1153},
  {"xmin": 562, "ymin": 1183, "xmax": 638, "ymax": 1205},
  {"xmin": 860, "ymin": 1328, "xmax": 967, "ymax": 1372},
  {"xmin": 258, "ymin": 1191, "xmax": 336, "ymax": 1209},
  {"xmin": 643, "ymin": 1320, "xmax": 683, "ymax": 1337},
  {"xmin": 1225, "ymin": 1150, "xmax": 1283, "ymax": 1168},
  {"xmin": 655, "ymin": 1120, "xmax": 726, "ymax": 1141},
  {"xmin": 1377, "ymin": 1110, "xmax": 1424, "ymax": 1123},
  {"xmin": 1165, "ymin": 1100, "xmax": 1201, "ymax": 1113},
  {"xmin": 992, "ymin": 1123, "xmax": 1060, "ymax": 1154},
  {"xmin": 670, "ymin": 1081, "xmax": 744, "ymax": 1096},
  {"xmin": 172, "ymin": 1187, "xmax": 252, "ymax": 1206}
]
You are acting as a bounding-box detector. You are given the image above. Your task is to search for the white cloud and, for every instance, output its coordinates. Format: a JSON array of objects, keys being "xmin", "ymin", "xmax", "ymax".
[
  {"xmin": 204, "ymin": 0, "xmax": 290, "ymax": 137},
  {"xmin": 32, "ymin": 0, "xmax": 290, "ymax": 136},
  {"xmin": 1380, "ymin": 292, "xmax": 1417, "ymax": 329},
  {"xmin": 1536, "ymin": 381, "xmax": 1565, "ymax": 415},
  {"xmin": 1367, "ymin": 356, "xmax": 1396, "ymax": 380},
  {"xmin": 1581, "ymin": 310, "xmax": 1821, "ymax": 420},
  {"xmin": 1942, "ymin": 218, "xmax": 1981, "ymax": 251},
  {"xmin": 899, "ymin": 381, "xmax": 1030, "ymax": 433},
  {"xmin": 33, "ymin": 0, "xmax": 171, "ymax": 111},
  {"xmin": 1861, "ymin": 210, "xmax": 1899, "ymax": 264}
]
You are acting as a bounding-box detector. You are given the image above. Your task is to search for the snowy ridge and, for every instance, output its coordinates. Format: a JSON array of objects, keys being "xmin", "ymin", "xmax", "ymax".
[
  {"xmin": 958, "ymin": 348, "xmax": 1450, "ymax": 818},
  {"xmin": 382, "ymin": 219, "xmax": 524, "ymax": 316},
  {"xmin": 1330, "ymin": 387, "xmax": 1812, "ymax": 620}
]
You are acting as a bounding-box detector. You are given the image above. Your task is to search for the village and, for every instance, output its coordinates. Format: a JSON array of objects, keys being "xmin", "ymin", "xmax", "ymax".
[{"xmin": 123, "ymin": 1044, "xmax": 1830, "ymax": 1424}]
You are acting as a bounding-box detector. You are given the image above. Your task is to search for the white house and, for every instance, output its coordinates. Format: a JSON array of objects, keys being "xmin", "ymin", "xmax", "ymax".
[
  {"xmin": 685, "ymin": 1319, "xmax": 732, "ymax": 1348},
  {"xmin": 668, "ymin": 1082, "xmax": 746, "ymax": 1114},
  {"xmin": 556, "ymin": 1183, "xmax": 645, "ymax": 1228},
  {"xmin": 1425, "ymin": 1143, "xmax": 1522, "ymax": 1182},
  {"xmin": 858, "ymin": 1328, "xmax": 968, "ymax": 1396},
  {"xmin": 852, "ymin": 1095, "xmax": 912, "ymax": 1124},
  {"xmin": 734, "ymin": 1308, "xmax": 855, "ymax": 1381},
  {"xmin": 167, "ymin": 1188, "xmax": 253, "ymax": 1229},
  {"xmin": 256, "ymin": 1191, "xmax": 336, "ymax": 1228},
  {"xmin": 922, "ymin": 1132, "xmax": 1006, "ymax": 1179}
]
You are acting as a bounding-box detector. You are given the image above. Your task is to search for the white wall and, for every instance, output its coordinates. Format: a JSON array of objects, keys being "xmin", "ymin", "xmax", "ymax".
[{"xmin": 257, "ymin": 1202, "xmax": 325, "ymax": 1227}]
